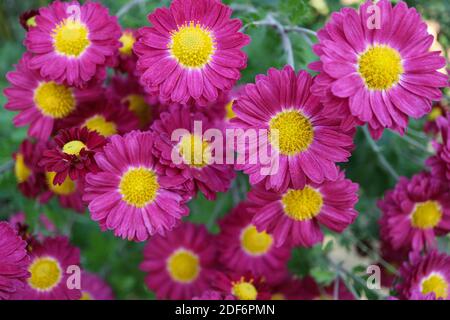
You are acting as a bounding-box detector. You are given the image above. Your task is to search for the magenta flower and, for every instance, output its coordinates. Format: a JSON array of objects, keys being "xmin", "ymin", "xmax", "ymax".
[
  {"xmin": 24, "ymin": 0, "xmax": 121, "ymax": 87},
  {"xmin": 0, "ymin": 222, "xmax": 30, "ymax": 300},
  {"xmin": 80, "ymin": 272, "xmax": 114, "ymax": 300},
  {"xmin": 192, "ymin": 290, "xmax": 235, "ymax": 300},
  {"xmin": 140, "ymin": 223, "xmax": 217, "ymax": 300},
  {"xmin": 83, "ymin": 131, "xmax": 189, "ymax": 241},
  {"xmin": 310, "ymin": 0, "xmax": 448, "ymax": 139},
  {"xmin": 247, "ymin": 170, "xmax": 359, "ymax": 247},
  {"xmin": 213, "ymin": 272, "xmax": 271, "ymax": 300},
  {"xmin": 378, "ymin": 172, "xmax": 450, "ymax": 252},
  {"xmin": 231, "ymin": 66, "xmax": 354, "ymax": 192},
  {"xmin": 426, "ymin": 114, "xmax": 450, "ymax": 184},
  {"xmin": 134, "ymin": 0, "xmax": 250, "ymax": 105}
]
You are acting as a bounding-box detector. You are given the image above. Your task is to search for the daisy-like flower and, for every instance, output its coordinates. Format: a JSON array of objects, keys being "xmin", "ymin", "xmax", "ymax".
[
  {"xmin": 152, "ymin": 104, "xmax": 235, "ymax": 200},
  {"xmin": 396, "ymin": 251, "xmax": 450, "ymax": 300},
  {"xmin": 424, "ymin": 103, "xmax": 448, "ymax": 136},
  {"xmin": 4, "ymin": 53, "xmax": 103, "ymax": 141},
  {"xmin": 378, "ymin": 172, "xmax": 450, "ymax": 252},
  {"xmin": 426, "ymin": 114, "xmax": 450, "ymax": 183},
  {"xmin": 231, "ymin": 66, "xmax": 354, "ymax": 192},
  {"xmin": 40, "ymin": 127, "xmax": 106, "ymax": 185},
  {"xmin": 107, "ymin": 75, "xmax": 158, "ymax": 129},
  {"xmin": 140, "ymin": 223, "xmax": 216, "ymax": 299},
  {"xmin": 80, "ymin": 272, "xmax": 114, "ymax": 300},
  {"xmin": 247, "ymin": 170, "xmax": 359, "ymax": 247},
  {"xmin": 13, "ymin": 139, "xmax": 46, "ymax": 198},
  {"xmin": 134, "ymin": 0, "xmax": 250, "ymax": 105},
  {"xmin": 214, "ymin": 272, "xmax": 271, "ymax": 300},
  {"xmin": 19, "ymin": 9, "xmax": 39, "ymax": 31},
  {"xmin": 217, "ymin": 203, "xmax": 291, "ymax": 279},
  {"xmin": 0, "ymin": 222, "xmax": 30, "ymax": 300},
  {"xmin": 60, "ymin": 100, "xmax": 139, "ymax": 138},
  {"xmin": 24, "ymin": 0, "xmax": 121, "ymax": 87},
  {"xmin": 13, "ymin": 236, "xmax": 81, "ymax": 300},
  {"xmin": 115, "ymin": 29, "xmax": 138, "ymax": 75},
  {"xmin": 83, "ymin": 131, "xmax": 189, "ymax": 241},
  {"xmin": 310, "ymin": 0, "xmax": 448, "ymax": 139},
  {"xmin": 40, "ymin": 171, "xmax": 85, "ymax": 213}
]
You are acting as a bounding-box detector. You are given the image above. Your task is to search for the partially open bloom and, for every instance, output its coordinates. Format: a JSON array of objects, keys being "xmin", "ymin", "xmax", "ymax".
[
  {"xmin": 12, "ymin": 236, "xmax": 81, "ymax": 300},
  {"xmin": 84, "ymin": 131, "xmax": 189, "ymax": 241},
  {"xmin": 134, "ymin": 0, "xmax": 250, "ymax": 105},
  {"xmin": 4, "ymin": 53, "xmax": 102, "ymax": 140},
  {"xmin": 13, "ymin": 139, "xmax": 46, "ymax": 198},
  {"xmin": 19, "ymin": 9, "xmax": 39, "ymax": 31},
  {"xmin": 217, "ymin": 203, "xmax": 291, "ymax": 279},
  {"xmin": 231, "ymin": 66, "xmax": 354, "ymax": 192},
  {"xmin": 426, "ymin": 114, "xmax": 450, "ymax": 183},
  {"xmin": 378, "ymin": 172, "xmax": 450, "ymax": 251},
  {"xmin": 0, "ymin": 222, "xmax": 30, "ymax": 300},
  {"xmin": 40, "ymin": 127, "xmax": 106, "ymax": 184},
  {"xmin": 310, "ymin": 0, "xmax": 448, "ymax": 139},
  {"xmin": 214, "ymin": 272, "xmax": 271, "ymax": 300},
  {"xmin": 424, "ymin": 103, "xmax": 448, "ymax": 136},
  {"xmin": 25, "ymin": 1, "xmax": 121, "ymax": 87},
  {"xmin": 152, "ymin": 104, "xmax": 235, "ymax": 200},
  {"xmin": 115, "ymin": 29, "xmax": 138, "ymax": 75},
  {"xmin": 60, "ymin": 100, "xmax": 139, "ymax": 138},
  {"xmin": 396, "ymin": 251, "xmax": 450, "ymax": 300},
  {"xmin": 247, "ymin": 170, "xmax": 359, "ymax": 247},
  {"xmin": 80, "ymin": 272, "xmax": 114, "ymax": 300},
  {"xmin": 140, "ymin": 223, "xmax": 216, "ymax": 299}
]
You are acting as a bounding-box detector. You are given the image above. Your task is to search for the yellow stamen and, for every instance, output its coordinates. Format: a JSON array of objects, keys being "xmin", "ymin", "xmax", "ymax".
[
  {"xmin": 46, "ymin": 171, "xmax": 76, "ymax": 195},
  {"xmin": 282, "ymin": 187, "xmax": 324, "ymax": 221},
  {"xmin": 232, "ymin": 278, "xmax": 258, "ymax": 300},
  {"xmin": 421, "ymin": 273, "xmax": 448, "ymax": 299},
  {"xmin": 26, "ymin": 16, "xmax": 37, "ymax": 28},
  {"xmin": 119, "ymin": 31, "xmax": 136, "ymax": 56},
  {"xmin": 119, "ymin": 167, "xmax": 159, "ymax": 208},
  {"xmin": 52, "ymin": 18, "xmax": 90, "ymax": 57},
  {"xmin": 428, "ymin": 106, "xmax": 443, "ymax": 121},
  {"xmin": 62, "ymin": 140, "xmax": 87, "ymax": 156},
  {"xmin": 80, "ymin": 291, "xmax": 94, "ymax": 300},
  {"xmin": 411, "ymin": 200, "xmax": 442, "ymax": 229},
  {"xmin": 178, "ymin": 134, "xmax": 211, "ymax": 168},
  {"xmin": 167, "ymin": 249, "xmax": 200, "ymax": 283},
  {"xmin": 83, "ymin": 115, "xmax": 117, "ymax": 137},
  {"xmin": 240, "ymin": 225, "xmax": 273, "ymax": 256},
  {"xmin": 34, "ymin": 81, "xmax": 75, "ymax": 119},
  {"xmin": 123, "ymin": 94, "xmax": 151, "ymax": 127},
  {"xmin": 28, "ymin": 256, "xmax": 62, "ymax": 291},
  {"xmin": 15, "ymin": 153, "xmax": 31, "ymax": 183}
]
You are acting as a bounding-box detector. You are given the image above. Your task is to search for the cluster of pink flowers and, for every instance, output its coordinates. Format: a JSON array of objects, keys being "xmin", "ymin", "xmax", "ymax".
[{"xmin": 2, "ymin": 0, "xmax": 449, "ymax": 300}]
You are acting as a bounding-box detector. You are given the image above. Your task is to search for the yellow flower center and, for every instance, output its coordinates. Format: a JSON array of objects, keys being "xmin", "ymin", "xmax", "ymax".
[
  {"xmin": 428, "ymin": 106, "xmax": 443, "ymax": 121},
  {"xmin": 15, "ymin": 153, "xmax": 31, "ymax": 183},
  {"xmin": 34, "ymin": 81, "xmax": 75, "ymax": 119},
  {"xmin": 271, "ymin": 293, "xmax": 286, "ymax": 300},
  {"xmin": 282, "ymin": 187, "xmax": 324, "ymax": 221},
  {"xmin": 28, "ymin": 256, "xmax": 62, "ymax": 291},
  {"xmin": 421, "ymin": 274, "xmax": 448, "ymax": 299},
  {"xmin": 358, "ymin": 45, "xmax": 403, "ymax": 91},
  {"xmin": 119, "ymin": 167, "xmax": 159, "ymax": 208},
  {"xmin": 232, "ymin": 278, "xmax": 258, "ymax": 300},
  {"xmin": 169, "ymin": 22, "xmax": 216, "ymax": 69},
  {"xmin": 240, "ymin": 225, "xmax": 273, "ymax": 256},
  {"xmin": 178, "ymin": 134, "xmax": 211, "ymax": 168},
  {"xmin": 167, "ymin": 249, "xmax": 200, "ymax": 283},
  {"xmin": 46, "ymin": 171, "xmax": 76, "ymax": 195},
  {"xmin": 123, "ymin": 94, "xmax": 150, "ymax": 127},
  {"xmin": 80, "ymin": 291, "xmax": 93, "ymax": 300},
  {"xmin": 52, "ymin": 18, "xmax": 90, "ymax": 57},
  {"xmin": 411, "ymin": 200, "xmax": 442, "ymax": 229},
  {"xmin": 26, "ymin": 16, "xmax": 37, "ymax": 28},
  {"xmin": 119, "ymin": 31, "xmax": 136, "ymax": 56},
  {"xmin": 225, "ymin": 100, "xmax": 236, "ymax": 120},
  {"xmin": 83, "ymin": 115, "xmax": 117, "ymax": 137},
  {"xmin": 62, "ymin": 140, "xmax": 87, "ymax": 156},
  {"xmin": 269, "ymin": 110, "xmax": 314, "ymax": 156}
]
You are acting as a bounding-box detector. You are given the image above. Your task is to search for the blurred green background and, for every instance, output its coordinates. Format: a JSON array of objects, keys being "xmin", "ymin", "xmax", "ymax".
[{"xmin": 0, "ymin": 0, "xmax": 449, "ymax": 299}]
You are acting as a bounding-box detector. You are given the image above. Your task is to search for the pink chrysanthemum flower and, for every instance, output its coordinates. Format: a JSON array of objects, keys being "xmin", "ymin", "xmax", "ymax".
[
  {"xmin": 40, "ymin": 127, "xmax": 106, "ymax": 184},
  {"xmin": 83, "ymin": 131, "xmax": 189, "ymax": 241},
  {"xmin": 107, "ymin": 75, "xmax": 159, "ymax": 129},
  {"xmin": 231, "ymin": 66, "xmax": 354, "ymax": 192},
  {"xmin": 134, "ymin": 0, "xmax": 250, "ymax": 105},
  {"xmin": 80, "ymin": 272, "xmax": 114, "ymax": 300},
  {"xmin": 378, "ymin": 172, "xmax": 450, "ymax": 252},
  {"xmin": 140, "ymin": 223, "xmax": 216, "ymax": 299},
  {"xmin": 426, "ymin": 114, "xmax": 450, "ymax": 183},
  {"xmin": 217, "ymin": 203, "xmax": 291, "ymax": 279},
  {"xmin": 193, "ymin": 290, "xmax": 235, "ymax": 300},
  {"xmin": 13, "ymin": 139, "xmax": 46, "ymax": 198},
  {"xmin": 4, "ymin": 53, "xmax": 102, "ymax": 141},
  {"xmin": 40, "ymin": 171, "xmax": 85, "ymax": 213},
  {"xmin": 24, "ymin": 1, "xmax": 121, "ymax": 87},
  {"xmin": 152, "ymin": 104, "xmax": 235, "ymax": 200},
  {"xmin": 60, "ymin": 100, "xmax": 139, "ymax": 138},
  {"xmin": 12, "ymin": 236, "xmax": 81, "ymax": 300},
  {"xmin": 214, "ymin": 272, "xmax": 271, "ymax": 300},
  {"xmin": 396, "ymin": 251, "xmax": 450, "ymax": 300},
  {"xmin": 115, "ymin": 29, "xmax": 138, "ymax": 75},
  {"xmin": 0, "ymin": 222, "xmax": 30, "ymax": 300},
  {"xmin": 310, "ymin": 0, "xmax": 448, "ymax": 139},
  {"xmin": 247, "ymin": 170, "xmax": 359, "ymax": 247}
]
